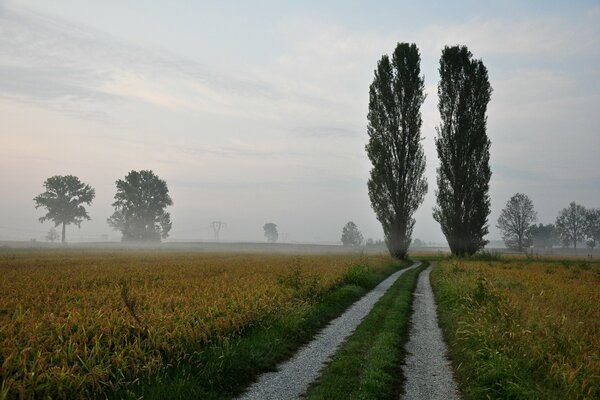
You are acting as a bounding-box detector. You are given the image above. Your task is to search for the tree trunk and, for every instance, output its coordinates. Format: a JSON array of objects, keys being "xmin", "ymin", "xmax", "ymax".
[
  {"xmin": 386, "ymin": 228, "xmax": 409, "ymax": 260},
  {"xmin": 61, "ymin": 222, "xmax": 66, "ymax": 243}
]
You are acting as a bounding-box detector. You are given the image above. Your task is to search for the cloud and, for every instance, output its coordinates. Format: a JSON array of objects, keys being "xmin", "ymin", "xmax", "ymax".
[
  {"xmin": 419, "ymin": 14, "xmax": 599, "ymax": 57},
  {"xmin": 0, "ymin": 5, "xmax": 285, "ymax": 120},
  {"xmin": 290, "ymin": 126, "xmax": 362, "ymax": 138}
]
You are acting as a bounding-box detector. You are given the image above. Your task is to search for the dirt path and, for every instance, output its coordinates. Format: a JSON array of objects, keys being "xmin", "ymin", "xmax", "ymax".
[
  {"xmin": 401, "ymin": 265, "xmax": 460, "ymax": 399},
  {"xmin": 238, "ymin": 261, "xmax": 422, "ymax": 400}
]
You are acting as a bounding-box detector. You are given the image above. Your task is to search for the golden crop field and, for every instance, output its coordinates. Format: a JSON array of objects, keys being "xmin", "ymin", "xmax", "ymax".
[
  {"xmin": 0, "ymin": 250, "xmax": 393, "ymax": 399},
  {"xmin": 431, "ymin": 258, "xmax": 600, "ymax": 399}
]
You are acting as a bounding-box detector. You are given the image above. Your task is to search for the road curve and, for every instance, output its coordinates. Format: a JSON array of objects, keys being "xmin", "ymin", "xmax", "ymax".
[
  {"xmin": 401, "ymin": 265, "xmax": 460, "ymax": 400},
  {"xmin": 238, "ymin": 261, "xmax": 422, "ymax": 400}
]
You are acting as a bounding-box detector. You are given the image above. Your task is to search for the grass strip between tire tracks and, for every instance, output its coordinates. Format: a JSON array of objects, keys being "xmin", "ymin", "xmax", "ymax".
[
  {"xmin": 304, "ymin": 261, "xmax": 427, "ymax": 400},
  {"xmin": 115, "ymin": 259, "xmax": 412, "ymax": 399}
]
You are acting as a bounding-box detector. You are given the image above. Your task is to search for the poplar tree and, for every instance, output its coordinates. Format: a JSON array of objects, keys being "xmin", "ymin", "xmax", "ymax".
[
  {"xmin": 366, "ymin": 42, "xmax": 428, "ymax": 259},
  {"xmin": 433, "ymin": 45, "xmax": 492, "ymax": 256}
]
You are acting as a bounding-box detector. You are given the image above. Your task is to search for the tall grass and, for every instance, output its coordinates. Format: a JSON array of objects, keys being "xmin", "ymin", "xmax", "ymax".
[{"xmin": 431, "ymin": 259, "xmax": 600, "ymax": 399}]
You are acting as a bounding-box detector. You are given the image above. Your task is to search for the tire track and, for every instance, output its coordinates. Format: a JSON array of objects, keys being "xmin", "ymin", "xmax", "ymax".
[
  {"xmin": 401, "ymin": 265, "xmax": 460, "ymax": 399},
  {"xmin": 238, "ymin": 261, "xmax": 422, "ymax": 400}
]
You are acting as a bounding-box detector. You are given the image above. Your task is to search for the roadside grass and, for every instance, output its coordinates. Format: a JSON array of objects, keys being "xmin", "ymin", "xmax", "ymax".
[
  {"xmin": 431, "ymin": 258, "xmax": 600, "ymax": 399},
  {"xmin": 304, "ymin": 262, "xmax": 426, "ymax": 400},
  {"xmin": 117, "ymin": 259, "xmax": 412, "ymax": 399}
]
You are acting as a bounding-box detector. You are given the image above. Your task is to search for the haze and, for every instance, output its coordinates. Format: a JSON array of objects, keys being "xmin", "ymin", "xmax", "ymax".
[{"xmin": 1, "ymin": 0, "xmax": 599, "ymax": 244}]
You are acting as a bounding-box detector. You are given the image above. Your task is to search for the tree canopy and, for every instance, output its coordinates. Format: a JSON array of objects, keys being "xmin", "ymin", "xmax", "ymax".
[
  {"xmin": 433, "ymin": 45, "xmax": 492, "ymax": 256},
  {"xmin": 555, "ymin": 202, "xmax": 587, "ymax": 249},
  {"xmin": 530, "ymin": 223, "xmax": 559, "ymax": 249},
  {"xmin": 107, "ymin": 170, "xmax": 173, "ymax": 242},
  {"xmin": 497, "ymin": 193, "xmax": 537, "ymax": 251},
  {"xmin": 341, "ymin": 221, "xmax": 364, "ymax": 247},
  {"xmin": 584, "ymin": 208, "xmax": 600, "ymax": 250},
  {"xmin": 263, "ymin": 223, "xmax": 278, "ymax": 243},
  {"xmin": 366, "ymin": 42, "xmax": 428, "ymax": 259},
  {"xmin": 33, "ymin": 175, "xmax": 95, "ymax": 243}
]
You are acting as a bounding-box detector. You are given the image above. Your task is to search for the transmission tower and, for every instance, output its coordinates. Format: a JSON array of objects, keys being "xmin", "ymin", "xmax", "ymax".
[{"xmin": 210, "ymin": 221, "xmax": 226, "ymax": 241}]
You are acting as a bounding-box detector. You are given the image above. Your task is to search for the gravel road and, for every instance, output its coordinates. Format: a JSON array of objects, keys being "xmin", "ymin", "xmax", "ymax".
[
  {"xmin": 238, "ymin": 261, "xmax": 422, "ymax": 400},
  {"xmin": 401, "ymin": 265, "xmax": 460, "ymax": 399}
]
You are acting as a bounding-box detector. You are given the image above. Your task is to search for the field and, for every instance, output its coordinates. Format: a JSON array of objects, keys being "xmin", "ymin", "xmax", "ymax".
[
  {"xmin": 0, "ymin": 250, "xmax": 397, "ymax": 399},
  {"xmin": 431, "ymin": 257, "xmax": 600, "ymax": 399}
]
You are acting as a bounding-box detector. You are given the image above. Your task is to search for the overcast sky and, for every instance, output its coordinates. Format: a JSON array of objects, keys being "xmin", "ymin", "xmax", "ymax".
[{"xmin": 1, "ymin": 0, "xmax": 599, "ymax": 244}]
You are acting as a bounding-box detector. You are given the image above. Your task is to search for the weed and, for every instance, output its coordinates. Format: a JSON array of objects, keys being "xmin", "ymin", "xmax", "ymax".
[{"xmin": 343, "ymin": 263, "xmax": 377, "ymax": 288}]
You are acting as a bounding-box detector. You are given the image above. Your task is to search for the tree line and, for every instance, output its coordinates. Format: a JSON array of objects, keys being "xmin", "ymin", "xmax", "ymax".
[
  {"xmin": 35, "ymin": 172, "xmax": 286, "ymax": 244},
  {"xmin": 34, "ymin": 170, "xmax": 172, "ymax": 243},
  {"xmin": 497, "ymin": 194, "xmax": 600, "ymax": 252}
]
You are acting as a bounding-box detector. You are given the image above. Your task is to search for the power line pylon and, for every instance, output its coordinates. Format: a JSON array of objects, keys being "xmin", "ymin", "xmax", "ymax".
[{"xmin": 210, "ymin": 221, "xmax": 226, "ymax": 241}]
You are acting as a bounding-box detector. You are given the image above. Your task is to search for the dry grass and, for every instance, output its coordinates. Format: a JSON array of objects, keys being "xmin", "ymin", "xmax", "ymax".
[
  {"xmin": 431, "ymin": 258, "xmax": 600, "ymax": 399},
  {"xmin": 0, "ymin": 250, "xmax": 392, "ymax": 399}
]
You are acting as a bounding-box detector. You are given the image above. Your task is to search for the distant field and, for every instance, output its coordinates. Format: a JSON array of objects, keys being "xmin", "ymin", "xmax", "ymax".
[
  {"xmin": 431, "ymin": 257, "xmax": 600, "ymax": 399},
  {"xmin": 0, "ymin": 240, "xmax": 389, "ymax": 254},
  {"xmin": 0, "ymin": 250, "xmax": 395, "ymax": 399}
]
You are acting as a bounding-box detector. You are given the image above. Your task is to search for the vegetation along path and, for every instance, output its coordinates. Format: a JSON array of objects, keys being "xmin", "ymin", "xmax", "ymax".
[
  {"xmin": 238, "ymin": 261, "xmax": 422, "ymax": 400},
  {"xmin": 401, "ymin": 264, "xmax": 460, "ymax": 399}
]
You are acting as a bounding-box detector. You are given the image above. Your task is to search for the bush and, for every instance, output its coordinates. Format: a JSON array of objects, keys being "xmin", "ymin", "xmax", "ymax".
[
  {"xmin": 469, "ymin": 250, "xmax": 502, "ymax": 261},
  {"xmin": 343, "ymin": 263, "xmax": 377, "ymax": 288}
]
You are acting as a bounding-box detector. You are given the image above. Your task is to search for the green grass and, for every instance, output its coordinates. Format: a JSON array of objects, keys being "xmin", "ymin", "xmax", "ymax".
[
  {"xmin": 430, "ymin": 259, "xmax": 600, "ymax": 400},
  {"xmin": 304, "ymin": 262, "xmax": 426, "ymax": 400},
  {"xmin": 115, "ymin": 259, "xmax": 412, "ymax": 399}
]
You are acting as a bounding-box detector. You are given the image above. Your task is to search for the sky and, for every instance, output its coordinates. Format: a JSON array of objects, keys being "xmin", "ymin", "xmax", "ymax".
[{"xmin": 1, "ymin": 0, "xmax": 599, "ymax": 244}]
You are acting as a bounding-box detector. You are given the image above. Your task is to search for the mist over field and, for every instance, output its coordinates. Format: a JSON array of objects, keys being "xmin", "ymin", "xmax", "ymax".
[{"xmin": 1, "ymin": 0, "xmax": 598, "ymax": 245}]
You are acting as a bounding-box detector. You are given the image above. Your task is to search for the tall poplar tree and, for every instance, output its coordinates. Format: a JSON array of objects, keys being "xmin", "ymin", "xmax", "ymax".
[
  {"xmin": 433, "ymin": 45, "xmax": 492, "ymax": 256},
  {"xmin": 366, "ymin": 42, "xmax": 428, "ymax": 259}
]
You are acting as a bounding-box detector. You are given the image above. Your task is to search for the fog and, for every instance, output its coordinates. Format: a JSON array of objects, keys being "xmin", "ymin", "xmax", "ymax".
[{"xmin": 1, "ymin": 1, "xmax": 599, "ymax": 245}]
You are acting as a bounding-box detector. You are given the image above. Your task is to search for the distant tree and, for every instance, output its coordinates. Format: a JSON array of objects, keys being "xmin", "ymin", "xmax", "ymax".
[
  {"xmin": 366, "ymin": 42, "xmax": 428, "ymax": 259},
  {"xmin": 497, "ymin": 193, "xmax": 537, "ymax": 251},
  {"xmin": 555, "ymin": 202, "xmax": 587, "ymax": 249},
  {"xmin": 33, "ymin": 175, "xmax": 95, "ymax": 243},
  {"xmin": 45, "ymin": 227, "xmax": 60, "ymax": 243},
  {"xmin": 411, "ymin": 238, "xmax": 425, "ymax": 247},
  {"xmin": 263, "ymin": 223, "xmax": 278, "ymax": 243},
  {"xmin": 584, "ymin": 208, "xmax": 600, "ymax": 250},
  {"xmin": 530, "ymin": 223, "xmax": 559, "ymax": 249},
  {"xmin": 433, "ymin": 45, "xmax": 493, "ymax": 257},
  {"xmin": 366, "ymin": 238, "xmax": 374, "ymax": 246},
  {"xmin": 341, "ymin": 221, "xmax": 364, "ymax": 247},
  {"xmin": 107, "ymin": 170, "xmax": 173, "ymax": 242}
]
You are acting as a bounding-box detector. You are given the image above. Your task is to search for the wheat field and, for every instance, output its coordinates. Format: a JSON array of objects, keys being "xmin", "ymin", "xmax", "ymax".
[{"xmin": 0, "ymin": 250, "xmax": 392, "ymax": 399}]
